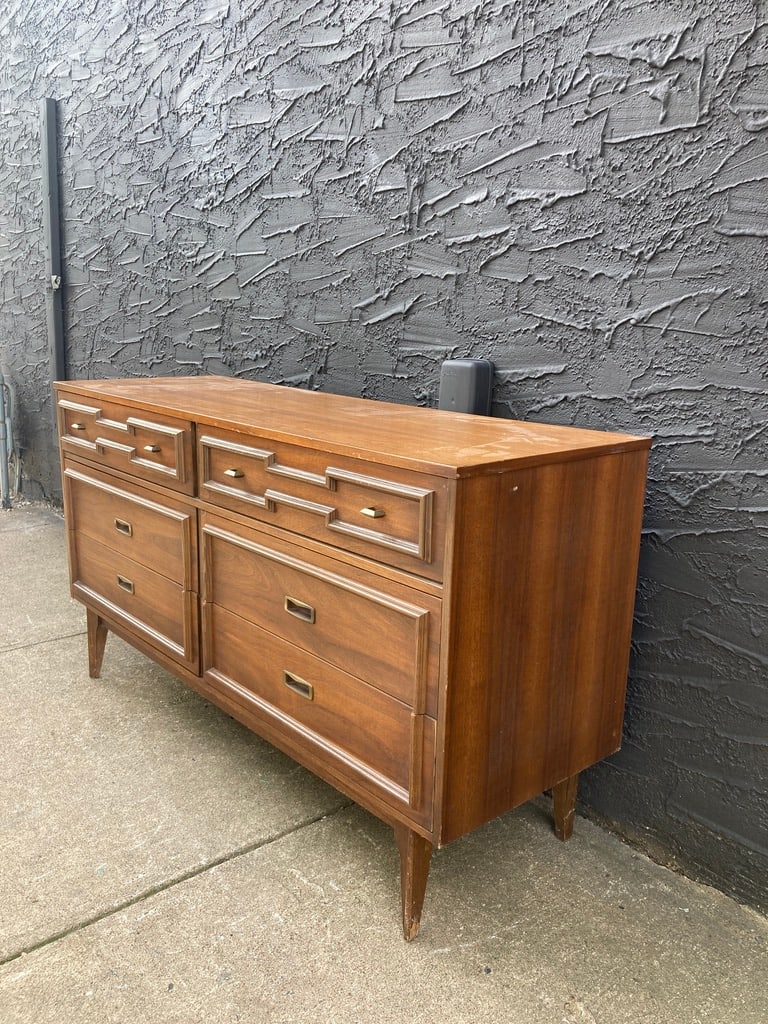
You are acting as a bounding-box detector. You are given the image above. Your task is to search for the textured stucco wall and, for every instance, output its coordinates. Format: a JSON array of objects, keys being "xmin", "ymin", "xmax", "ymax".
[{"xmin": 1, "ymin": 0, "xmax": 766, "ymax": 909}]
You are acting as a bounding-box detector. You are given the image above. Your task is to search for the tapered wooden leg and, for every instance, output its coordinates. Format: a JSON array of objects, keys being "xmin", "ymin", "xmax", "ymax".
[
  {"xmin": 87, "ymin": 608, "xmax": 109, "ymax": 679},
  {"xmin": 552, "ymin": 772, "xmax": 579, "ymax": 841},
  {"xmin": 393, "ymin": 823, "xmax": 433, "ymax": 941}
]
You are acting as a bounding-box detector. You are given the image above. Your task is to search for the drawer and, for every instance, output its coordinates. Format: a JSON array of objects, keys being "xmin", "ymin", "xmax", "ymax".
[
  {"xmin": 198, "ymin": 427, "xmax": 447, "ymax": 580},
  {"xmin": 63, "ymin": 463, "xmax": 197, "ymax": 588},
  {"xmin": 57, "ymin": 391, "xmax": 194, "ymax": 494},
  {"xmin": 205, "ymin": 604, "xmax": 435, "ymax": 820},
  {"xmin": 70, "ymin": 535, "xmax": 198, "ymax": 672},
  {"xmin": 201, "ymin": 514, "xmax": 441, "ymax": 716}
]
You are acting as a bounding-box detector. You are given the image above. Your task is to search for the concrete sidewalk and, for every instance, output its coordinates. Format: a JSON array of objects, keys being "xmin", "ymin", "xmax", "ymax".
[{"xmin": 1, "ymin": 503, "xmax": 766, "ymax": 1024}]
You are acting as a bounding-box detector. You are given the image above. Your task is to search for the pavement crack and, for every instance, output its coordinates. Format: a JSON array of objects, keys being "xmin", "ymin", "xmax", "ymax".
[
  {"xmin": 0, "ymin": 630, "xmax": 88, "ymax": 655},
  {"xmin": 0, "ymin": 801, "xmax": 353, "ymax": 968}
]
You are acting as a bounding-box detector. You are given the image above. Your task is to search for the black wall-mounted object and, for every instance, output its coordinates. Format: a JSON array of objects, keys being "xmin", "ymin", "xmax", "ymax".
[
  {"xmin": 41, "ymin": 97, "xmax": 65, "ymax": 389},
  {"xmin": 438, "ymin": 359, "xmax": 495, "ymax": 415}
]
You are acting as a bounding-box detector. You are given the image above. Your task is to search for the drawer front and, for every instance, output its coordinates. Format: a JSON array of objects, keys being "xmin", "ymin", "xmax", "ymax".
[
  {"xmin": 201, "ymin": 515, "xmax": 440, "ymax": 716},
  {"xmin": 63, "ymin": 463, "xmax": 196, "ymax": 587},
  {"xmin": 205, "ymin": 605, "xmax": 435, "ymax": 822},
  {"xmin": 57, "ymin": 392, "xmax": 194, "ymax": 493},
  {"xmin": 199, "ymin": 428, "xmax": 447, "ymax": 580},
  {"xmin": 71, "ymin": 536, "xmax": 198, "ymax": 671}
]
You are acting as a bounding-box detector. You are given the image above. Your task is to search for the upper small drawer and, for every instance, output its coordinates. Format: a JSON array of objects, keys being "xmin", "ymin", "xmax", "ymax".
[
  {"xmin": 57, "ymin": 392, "xmax": 194, "ymax": 494},
  {"xmin": 198, "ymin": 427, "xmax": 448, "ymax": 581}
]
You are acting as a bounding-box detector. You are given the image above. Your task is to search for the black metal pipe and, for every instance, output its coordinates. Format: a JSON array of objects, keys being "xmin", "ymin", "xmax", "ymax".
[{"xmin": 41, "ymin": 97, "xmax": 66, "ymax": 386}]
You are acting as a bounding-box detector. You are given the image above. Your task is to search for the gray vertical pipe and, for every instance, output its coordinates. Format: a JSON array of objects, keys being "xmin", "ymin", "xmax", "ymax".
[{"xmin": 41, "ymin": 98, "xmax": 66, "ymax": 387}]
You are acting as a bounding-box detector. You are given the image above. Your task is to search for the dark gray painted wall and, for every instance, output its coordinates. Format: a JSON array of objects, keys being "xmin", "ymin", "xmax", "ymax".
[{"xmin": 1, "ymin": 1, "xmax": 766, "ymax": 909}]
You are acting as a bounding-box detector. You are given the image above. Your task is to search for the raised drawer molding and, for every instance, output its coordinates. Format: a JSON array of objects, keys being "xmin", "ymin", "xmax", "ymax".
[{"xmin": 55, "ymin": 376, "xmax": 651, "ymax": 940}]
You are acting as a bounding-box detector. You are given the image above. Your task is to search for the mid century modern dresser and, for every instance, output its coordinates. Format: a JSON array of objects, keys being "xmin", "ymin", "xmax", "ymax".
[{"xmin": 55, "ymin": 376, "xmax": 650, "ymax": 939}]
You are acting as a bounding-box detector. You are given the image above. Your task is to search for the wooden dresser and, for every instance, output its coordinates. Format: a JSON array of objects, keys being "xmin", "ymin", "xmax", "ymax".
[{"xmin": 54, "ymin": 376, "xmax": 650, "ymax": 939}]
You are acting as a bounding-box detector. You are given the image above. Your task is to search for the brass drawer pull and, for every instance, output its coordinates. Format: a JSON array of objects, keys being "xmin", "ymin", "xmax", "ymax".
[
  {"xmin": 284, "ymin": 596, "xmax": 316, "ymax": 624},
  {"xmin": 360, "ymin": 506, "xmax": 386, "ymax": 518},
  {"xmin": 224, "ymin": 468, "xmax": 244, "ymax": 478},
  {"xmin": 283, "ymin": 671, "xmax": 314, "ymax": 701},
  {"xmin": 143, "ymin": 444, "xmax": 161, "ymax": 453},
  {"xmin": 114, "ymin": 518, "xmax": 133, "ymax": 537},
  {"xmin": 70, "ymin": 422, "xmax": 86, "ymax": 431},
  {"xmin": 116, "ymin": 574, "xmax": 135, "ymax": 594}
]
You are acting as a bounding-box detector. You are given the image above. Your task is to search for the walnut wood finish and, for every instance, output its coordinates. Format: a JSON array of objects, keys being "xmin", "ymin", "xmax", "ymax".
[
  {"xmin": 394, "ymin": 822, "xmax": 433, "ymax": 941},
  {"xmin": 199, "ymin": 426, "xmax": 448, "ymax": 580},
  {"xmin": 63, "ymin": 464, "xmax": 197, "ymax": 586},
  {"xmin": 57, "ymin": 376, "xmax": 649, "ymax": 475},
  {"xmin": 438, "ymin": 448, "xmax": 650, "ymax": 843},
  {"xmin": 206, "ymin": 604, "xmax": 436, "ymax": 825},
  {"xmin": 553, "ymin": 774, "xmax": 580, "ymax": 842},
  {"xmin": 57, "ymin": 394, "xmax": 193, "ymax": 493},
  {"xmin": 75, "ymin": 537, "xmax": 198, "ymax": 669},
  {"xmin": 55, "ymin": 377, "xmax": 650, "ymax": 940},
  {"xmin": 201, "ymin": 512, "xmax": 441, "ymax": 714},
  {"xmin": 86, "ymin": 608, "xmax": 108, "ymax": 679},
  {"xmin": 62, "ymin": 460, "xmax": 199, "ymax": 673}
]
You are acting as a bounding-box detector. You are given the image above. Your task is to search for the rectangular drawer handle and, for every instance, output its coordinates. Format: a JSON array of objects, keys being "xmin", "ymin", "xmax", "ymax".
[
  {"xmin": 116, "ymin": 575, "xmax": 135, "ymax": 594},
  {"xmin": 114, "ymin": 518, "xmax": 133, "ymax": 537},
  {"xmin": 143, "ymin": 444, "xmax": 161, "ymax": 453},
  {"xmin": 70, "ymin": 422, "xmax": 87, "ymax": 431},
  {"xmin": 224, "ymin": 468, "xmax": 244, "ymax": 478},
  {"xmin": 284, "ymin": 596, "xmax": 316, "ymax": 624},
  {"xmin": 283, "ymin": 671, "xmax": 314, "ymax": 701},
  {"xmin": 360, "ymin": 506, "xmax": 386, "ymax": 518}
]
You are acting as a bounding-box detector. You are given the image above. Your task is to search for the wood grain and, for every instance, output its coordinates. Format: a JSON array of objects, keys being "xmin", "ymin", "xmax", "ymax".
[
  {"xmin": 205, "ymin": 603, "xmax": 435, "ymax": 813},
  {"xmin": 394, "ymin": 823, "xmax": 433, "ymax": 941},
  {"xmin": 198, "ymin": 425, "xmax": 449, "ymax": 580},
  {"xmin": 56, "ymin": 377, "xmax": 650, "ymax": 476},
  {"xmin": 57, "ymin": 391, "xmax": 194, "ymax": 493},
  {"xmin": 63, "ymin": 463, "xmax": 197, "ymax": 589},
  {"xmin": 553, "ymin": 774, "xmax": 579, "ymax": 842},
  {"xmin": 201, "ymin": 513, "xmax": 442, "ymax": 715},
  {"xmin": 438, "ymin": 448, "xmax": 649, "ymax": 843},
  {"xmin": 56, "ymin": 376, "xmax": 651, "ymax": 938}
]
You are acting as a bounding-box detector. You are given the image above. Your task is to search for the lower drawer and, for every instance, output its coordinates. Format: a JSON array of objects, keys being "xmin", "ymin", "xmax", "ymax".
[
  {"xmin": 204, "ymin": 604, "xmax": 435, "ymax": 822},
  {"xmin": 201, "ymin": 513, "xmax": 440, "ymax": 714},
  {"xmin": 71, "ymin": 536, "xmax": 198, "ymax": 672},
  {"xmin": 63, "ymin": 462, "xmax": 196, "ymax": 586}
]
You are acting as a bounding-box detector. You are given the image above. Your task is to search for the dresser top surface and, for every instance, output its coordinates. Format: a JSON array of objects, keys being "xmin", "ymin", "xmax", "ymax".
[{"xmin": 55, "ymin": 376, "xmax": 651, "ymax": 475}]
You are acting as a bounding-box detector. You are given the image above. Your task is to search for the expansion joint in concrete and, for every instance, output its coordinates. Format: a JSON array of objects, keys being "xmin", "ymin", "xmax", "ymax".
[
  {"xmin": 0, "ymin": 802, "xmax": 353, "ymax": 967},
  {"xmin": 0, "ymin": 630, "xmax": 88, "ymax": 656}
]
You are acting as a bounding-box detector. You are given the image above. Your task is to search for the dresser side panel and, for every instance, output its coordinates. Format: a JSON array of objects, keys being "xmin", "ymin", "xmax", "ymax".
[{"xmin": 438, "ymin": 447, "xmax": 649, "ymax": 844}]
